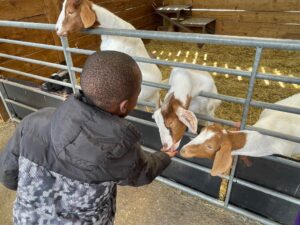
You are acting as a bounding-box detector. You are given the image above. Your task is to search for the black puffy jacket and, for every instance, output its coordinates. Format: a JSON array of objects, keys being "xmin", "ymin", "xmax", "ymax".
[{"xmin": 0, "ymin": 95, "xmax": 170, "ymax": 225}]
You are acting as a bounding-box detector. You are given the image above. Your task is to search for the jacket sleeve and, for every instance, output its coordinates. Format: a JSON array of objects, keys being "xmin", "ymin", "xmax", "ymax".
[
  {"xmin": 0, "ymin": 123, "xmax": 22, "ymax": 190},
  {"xmin": 118, "ymin": 143, "xmax": 171, "ymax": 187}
]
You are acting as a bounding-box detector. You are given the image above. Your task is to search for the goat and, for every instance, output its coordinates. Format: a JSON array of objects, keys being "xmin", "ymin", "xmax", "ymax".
[
  {"xmin": 180, "ymin": 93, "xmax": 300, "ymax": 176},
  {"xmin": 56, "ymin": 0, "xmax": 162, "ymax": 106},
  {"xmin": 152, "ymin": 67, "xmax": 221, "ymax": 151}
]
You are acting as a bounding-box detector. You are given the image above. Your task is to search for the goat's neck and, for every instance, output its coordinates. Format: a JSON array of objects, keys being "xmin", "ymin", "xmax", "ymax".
[
  {"xmin": 230, "ymin": 130, "xmax": 284, "ymax": 157},
  {"xmin": 91, "ymin": 4, "xmax": 135, "ymax": 30},
  {"xmin": 227, "ymin": 131, "xmax": 247, "ymax": 150}
]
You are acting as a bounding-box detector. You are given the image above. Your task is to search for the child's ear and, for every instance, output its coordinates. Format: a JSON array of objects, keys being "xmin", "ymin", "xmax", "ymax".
[{"xmin": 120, "ymin": 100, "xmax": 129, "ymax": 114}]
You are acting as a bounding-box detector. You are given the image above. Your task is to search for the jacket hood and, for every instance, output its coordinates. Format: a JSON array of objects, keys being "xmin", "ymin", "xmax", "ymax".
[{"xmin": 50, "ymin": 95, "xmax": 140, "ymax": 169}]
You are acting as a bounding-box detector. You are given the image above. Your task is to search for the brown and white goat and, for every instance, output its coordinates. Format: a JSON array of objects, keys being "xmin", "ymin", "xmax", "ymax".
[
  {"xmin": 181, "ymin": 93, "xmax": 300, "ymax": 176},
  {"xmin": 56, "ymin": 0, "xmax": 162, "ymax": 106},
  {"xmin": 152, "ymin": 68, "xmax": 221, "ymax": 151}
]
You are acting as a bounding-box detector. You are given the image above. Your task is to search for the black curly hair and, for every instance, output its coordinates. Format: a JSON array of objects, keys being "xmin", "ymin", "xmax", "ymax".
[{"xmin": 80, "ymin": 51, "xmax": 142, "ymax": 110}]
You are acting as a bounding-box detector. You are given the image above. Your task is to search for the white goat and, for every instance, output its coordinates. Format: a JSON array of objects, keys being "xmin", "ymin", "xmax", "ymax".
[
  {"xmin": 56, "ymin": 0, "xmax": 162, "ymax": 106},
  {"xmin": 152, "ymin": 67, "xmax": 221, "ymax": 151},
  {"xmin": 180, "ymin": 93, "xmax": 300, "ymax": 176}
]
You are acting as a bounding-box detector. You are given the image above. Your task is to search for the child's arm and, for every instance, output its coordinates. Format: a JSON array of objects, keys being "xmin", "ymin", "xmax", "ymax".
[
  {"xmin": 0, "ymin": 123, "xmax": 22, "ymax": 190},
  {"xmin": 118, "ymin": 143, "xmax": 172, "ymax": 187}
]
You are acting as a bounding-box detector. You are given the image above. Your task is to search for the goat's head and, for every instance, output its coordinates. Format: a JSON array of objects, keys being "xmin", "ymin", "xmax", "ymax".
[
  {"xmin": 180, "ymin": 124, "xmax": 247, "ymax": 176},
  {"xmin": 152, "ymin": 92, "xmax": 198, "ymax": 151},
  {"xmin": 56, "ymin": 0, "xmax": 97, "ymax": 36}
]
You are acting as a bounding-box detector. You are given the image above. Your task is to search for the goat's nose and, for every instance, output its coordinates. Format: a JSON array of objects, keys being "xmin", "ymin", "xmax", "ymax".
[{"xmin": 56, "ymin": 29, "xmax": 66, "ymax": 37}]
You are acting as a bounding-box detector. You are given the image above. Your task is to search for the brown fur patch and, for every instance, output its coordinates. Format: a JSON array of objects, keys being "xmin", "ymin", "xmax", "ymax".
[{"xmin": 161, "ymin": 95, "xmax": 192, "ymax": 144}]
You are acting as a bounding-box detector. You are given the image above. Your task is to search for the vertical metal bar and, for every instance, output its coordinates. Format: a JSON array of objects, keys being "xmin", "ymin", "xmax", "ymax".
[
  {"xmin": 224, "ymin": 47, "xmax": 263, "ymax": 207},
  {"xmin": 60, "ymin": 36, "xmax": 78, "ymax": 94}
]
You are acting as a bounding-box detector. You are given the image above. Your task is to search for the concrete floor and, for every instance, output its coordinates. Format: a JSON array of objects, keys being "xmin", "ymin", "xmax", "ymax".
[{"xmin": 0, "ymin": 120, "xmax": 261, "ymax": 225}]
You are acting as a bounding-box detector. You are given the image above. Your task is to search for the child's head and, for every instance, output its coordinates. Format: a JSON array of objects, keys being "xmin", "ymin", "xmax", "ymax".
[{"xmin": 80, "ymin": 51, "xmax": 142, "ymax": 116}]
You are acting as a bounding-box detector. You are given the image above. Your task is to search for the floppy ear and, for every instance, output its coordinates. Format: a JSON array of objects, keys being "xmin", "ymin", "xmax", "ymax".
[
  {"xmin": 80, "ymin": 0, "xmax": 96, "ymax": 28},
  {"xmin": 211, "ymin": 137, "xmax": 233, "ymax": 176},
  {"xmin": 175, "ymin": 107, "xmax": 198, "ymax": 134}
]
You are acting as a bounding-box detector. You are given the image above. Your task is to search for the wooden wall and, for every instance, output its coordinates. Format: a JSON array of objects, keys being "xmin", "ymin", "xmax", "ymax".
[
  {"xmin": 0, "ymin": 0, "xmax": 162, "ymax": 82},
  {"xmin": 165, "ymin": 0, "xmax": 300, "ymax": 39}
]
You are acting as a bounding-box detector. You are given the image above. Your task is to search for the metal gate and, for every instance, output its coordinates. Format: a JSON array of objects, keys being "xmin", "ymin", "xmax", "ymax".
[{"xmin": 0, "ymin": 20, "xmax": 300, "ymax": 225}]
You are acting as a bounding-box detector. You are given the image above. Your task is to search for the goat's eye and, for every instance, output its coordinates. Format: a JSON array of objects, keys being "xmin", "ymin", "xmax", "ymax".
[{"xmin": 206, "ymin": 144, "xmax": 213, "ymax": 150}]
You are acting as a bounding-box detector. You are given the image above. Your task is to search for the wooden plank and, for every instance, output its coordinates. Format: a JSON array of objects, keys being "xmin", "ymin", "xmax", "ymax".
[
  {"xmin": 131, "ymin": 13, "xmax": 161, "ymax": 29},
  {"xmin": 0, "ymin": 99, "xmax": 9, "ymax": 122},
  {"xmin": 43, "ymin": 0, "xmax": 65, "ymax": 63},
  {"xmin": 192, "ymin": 11, "xmax": 300, "ymax": 24},
  {"xmin": 99, "ymin": 0, "xmax": 151, "ymax": 13},
  {"xmin": 0, "ymin": 0, "xmax": 45, "ymax": 21},
  {"xmin": 0, "ymin": 49, "xmax": 60, "ymax": 79},
  {"xmin": 167, "ymin": 0, "xmax": 300, "ymax": 12},
  {"xmin": 216, "ymin": 20, "xmax": 300, "ymax": 38},
  {"xmin": 0, "ymin": 15, "xmax": 57, "ymax": 64},
  {"xmin": 117, "ymin": 4, "xmax": 155, "ymax": 22}
]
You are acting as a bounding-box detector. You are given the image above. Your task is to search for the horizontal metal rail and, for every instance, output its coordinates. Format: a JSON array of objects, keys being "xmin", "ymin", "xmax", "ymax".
[
  {"xmin": 1, "ymin": 20, "xmax": 300, "ymax": 225},
  {"xmin": 1, "ymin": 21, "xmax": 300, "ymax": 50},
  {"xmin": 2, "ymin": 77, "xmax": 300, "ymax": 144},
  {"xmin": 0, "ymin": 79, "xmax": 66, "ymax": 101},
  {"xmin": 1, "ymin": 38, "xmax": 300, "ymax": 85},
  {"xmin": 0, "ymin": 53, "xmax": 82, "ymax": 73},
  {"xmin": 156, "ymin": 176, "xmax": 280, "ymax": 225},
  {"xmin": 5, "ymin": 97, "xmax": 298, "ymax": 207},
  {"xmin": 0, "ymin": 66, "xmax": 75, "ymax": 89},
  {"xmin": 143, "ymin": 146, "xmax": 300, "ymax": 206}
]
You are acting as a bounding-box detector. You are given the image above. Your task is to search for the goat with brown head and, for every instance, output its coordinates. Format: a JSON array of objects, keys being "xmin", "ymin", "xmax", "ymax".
[
  {"xmin": 56, "ymin": 0, "xmax": 97, "ymax": 36},
  {"xmin": 180, "ymin": 124, "xmax": 247, "ymax": 176},
  {"xmin": 152, "ymin": 92, "xmax": 198, "ymax": 151}
]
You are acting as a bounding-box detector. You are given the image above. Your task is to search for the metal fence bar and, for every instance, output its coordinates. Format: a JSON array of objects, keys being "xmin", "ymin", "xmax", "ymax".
[
  {"xmin": 0, "ymin": 53, "xmax": 82, "ymax": 73},
  {"xmin": 3, "ymin": 94, "xmax": 300, "ymax": 207},
  {"xmin": 60, "ymin": 37, "xmax": 78, "ymax": 94},
  {"xmin": 225, "ymin": 47, "xmax": 263, "ymax": 207},
  {"xmin": 0, "ymin": 79, "xmax": 66, "ymax": 101},
  {"xmin": 0, "ymin": 20, "xmax": 300, "ymax": 224},
  {"xmin": 1, "ymin": 20, "xmax": 300, "ymax": 50},
  {"xmin": 0, "ymin": 66, "xmax": 74, "ymax": 88},
  {"xmin": 2, "ymin": 78, "xmax": 300, "ymax": 144},
  {"xmin": 143, "ymin": 146, "xmax": 300, "ymax": 205},
  {"xmin": 234, "ymin": 178, "xmax": 300, "ymax": 205},
  {"xmin": 156, "ymin": 176, "xmax": 280, "ymax": 225},
  {"xmin": 5, "ymin": 99, "xmax": 38, "ymax": 112},
  {"xmin": 0, "ymin": 38, "xmax": 63, "ymax": 51},
  {"xmin": 2, "ymin": 37, "xmax": 300, "ymax": 84},
  {"xmin": 65, "ymin": 48, "xmax": 300, "ymax": 85}
]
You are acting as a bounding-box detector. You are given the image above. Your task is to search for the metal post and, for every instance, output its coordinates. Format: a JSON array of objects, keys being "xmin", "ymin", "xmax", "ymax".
[
  {"xmin": 224, "ymin": 47, "xmax": 263, "ymax": 206},
  {"xmin": 60, "ymin": 36, "xmax": 78, "ymax": 94}
]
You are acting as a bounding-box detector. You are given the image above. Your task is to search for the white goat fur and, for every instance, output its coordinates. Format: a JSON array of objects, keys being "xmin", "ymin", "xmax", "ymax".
[
  {"xmin": 232, "ymin": 93, "xmax": 300, "ymax": 158},
  {"xmin": 168, "ymin": 68, "xmax": 221, "ymax": 126},
  {"xmin": 56, "ymin": 2, "xmax": 162, "ymax": 104}
]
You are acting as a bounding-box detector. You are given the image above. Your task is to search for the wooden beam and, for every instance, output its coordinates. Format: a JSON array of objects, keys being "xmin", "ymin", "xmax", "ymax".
[{"xmin": 0, "ymin": 98, "xmax": 9, "ymax": 122}]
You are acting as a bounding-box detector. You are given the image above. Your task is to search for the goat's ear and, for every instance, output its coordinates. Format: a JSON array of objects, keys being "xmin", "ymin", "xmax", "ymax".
[
  {"xmin": 176, "ymin": 107, "xmax": 198, "ymax": 134},
  {"xmin": 211, "ymin": 137, "xmax": 232, "ymax": 176},
  {"xmin": 80, "ymin": 0, "xmax": 96, "ymax": 28},
  {"xmin": 161, "ymin": 92, "xmax": 174, "ymax": 112}
]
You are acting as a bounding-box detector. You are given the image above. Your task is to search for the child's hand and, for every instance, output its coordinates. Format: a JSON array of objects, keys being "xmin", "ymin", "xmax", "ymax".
[
  {"xmin": 165, "ymin": 150, "xmax": 177, "ymax": 158},
  {"xmin": 162, "ymin": 150, "xmax": 178, "ymax": 158}
]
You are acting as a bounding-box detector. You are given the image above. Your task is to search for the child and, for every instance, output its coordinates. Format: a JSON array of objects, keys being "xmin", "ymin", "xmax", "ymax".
[{"xmin": 0, "ymin": 51, "xmax": 176, "ymax": 225}]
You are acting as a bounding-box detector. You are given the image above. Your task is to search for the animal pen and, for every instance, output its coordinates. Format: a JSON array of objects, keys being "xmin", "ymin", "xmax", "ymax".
[{"xmin": 0, "ymin": 19, "xmax": 299, "ymax": 225}]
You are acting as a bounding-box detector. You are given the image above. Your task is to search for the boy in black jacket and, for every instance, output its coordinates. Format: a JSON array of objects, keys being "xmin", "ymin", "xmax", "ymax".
[{"xmin": 0, "ymin": 51, "xmax": 175, "ymax": 225}]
